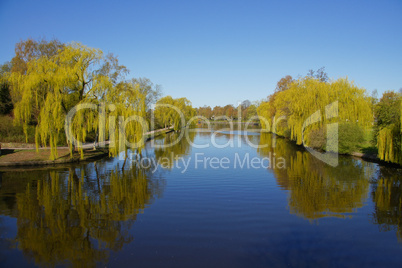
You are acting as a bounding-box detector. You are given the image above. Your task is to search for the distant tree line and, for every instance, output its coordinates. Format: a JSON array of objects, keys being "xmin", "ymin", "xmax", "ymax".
[{"xmin": 196, "ymin": 100, "xmax": 258, "ymax": 121}]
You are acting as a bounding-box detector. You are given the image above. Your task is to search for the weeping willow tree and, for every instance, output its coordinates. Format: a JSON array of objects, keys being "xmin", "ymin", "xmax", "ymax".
[
  {"xmin": 257, "ymin": 76, "xmax": 373, "ymax": 153},
  {"xmin": 154, "ymin": 96, "xmax": 175, "ymax": 129},
  {"xmin": 176, "ymin": 97, "xmax": 197, "ymax": 129},
  {"xmin": 8, "ymin": 42, "xmax": 148, "ymax": 159},
  {"xmin": 275, "ymin": 78, "xmax": 372, "ymax": 146},
  {"xmin": 374, "ymin": 91, "xmax": 402, "ymax": 165},
  {"xmin": 96, "ymin": 81, "xmax": 148, "ymax": 158},
  {"xmin": 12, "ymin": 163, "xmax": 164, "ymax": 267},
  {"xmin": 154, "ymin": 96, "xmax": 196, "ymax": 131},
  {"xmin": 256, "ymin": 102, "xmax": 271, "ymax": 131}
]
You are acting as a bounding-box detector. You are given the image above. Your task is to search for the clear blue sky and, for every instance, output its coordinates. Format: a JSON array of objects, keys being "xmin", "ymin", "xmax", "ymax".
[{"xmin": 1, "ymin": 0, "xmax": 401, "ymax": 108}]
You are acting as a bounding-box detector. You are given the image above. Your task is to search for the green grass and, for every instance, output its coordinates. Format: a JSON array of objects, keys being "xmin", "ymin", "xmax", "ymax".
[{"xmin": 357, "ymin": 128, "xmax": 378, "ymax": 155}]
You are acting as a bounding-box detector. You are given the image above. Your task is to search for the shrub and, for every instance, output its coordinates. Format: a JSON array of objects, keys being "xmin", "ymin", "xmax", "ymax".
[
  {"xmin": 308, "ymin": 127, "xmax": 326, "ymax": 149},
  {"xmin": 337, "ymin": 123, "xmax": 364, "ymax": 154},
  {"xmin": 296, "ymin": 123, "xmax": 365, "ymax": 154},
  {"xmin": 0, "ymin": 115, "xmax": 35, "ymax": 143}
]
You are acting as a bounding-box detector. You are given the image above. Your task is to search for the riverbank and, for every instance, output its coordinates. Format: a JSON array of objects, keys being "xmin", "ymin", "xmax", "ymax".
[
  {"xmin": 259, "ymin": 130, "xmax": 399, "ymax": 167},
  {"xmin": 0, "ymin": 127, "xmax": 174, "ymax": 167},
  {"xmin": 0, "ymin": 148, "xmax": 108, "ymax": 167}
]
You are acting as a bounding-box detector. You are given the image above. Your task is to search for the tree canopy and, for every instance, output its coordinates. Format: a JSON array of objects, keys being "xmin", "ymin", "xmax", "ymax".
[
  {"xmin": 154, "ymin": 96, "xmax": 196, "ymax": 131},
  {"xmin": 7, "ymin": 40, "xmax": 149, "ymax": 159},
  {"xmin": 374, "ymin": 91, "xmax": 402, "ymax": 164},
  {"xmin": 257, "ymin": 73, "xmax": 373, "ymax": 152}
]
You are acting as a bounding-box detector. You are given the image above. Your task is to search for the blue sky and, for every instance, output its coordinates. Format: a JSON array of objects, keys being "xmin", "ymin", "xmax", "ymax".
[{"xmin": 1, "ymin": 0, "xmax": 401, "ymax": 107}]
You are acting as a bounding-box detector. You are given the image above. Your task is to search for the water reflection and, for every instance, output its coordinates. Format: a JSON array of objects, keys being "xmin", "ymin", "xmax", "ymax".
[
  {"xmin": 371, "ymin": 167, "xmax": 402, "ymax": 240},
  {"xmin": 153, "ymin": 130, "xmax": 195, "ymax": 169},
  {"xmin": 258, "ymin": 133, "xmax": 372, "ymax": 221},
  {"xmin": 2, "ymin": 129, "xmax": 402, "ymax": 267},
  {"xmin": 0, "ymin": 161, "xmax": 165, "ymax": 267}
]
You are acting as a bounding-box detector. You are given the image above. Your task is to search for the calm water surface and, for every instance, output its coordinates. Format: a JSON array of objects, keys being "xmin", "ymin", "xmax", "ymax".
[{"xmin": 1, "ymin": 127, "xmax": 402, "ymax": 267}]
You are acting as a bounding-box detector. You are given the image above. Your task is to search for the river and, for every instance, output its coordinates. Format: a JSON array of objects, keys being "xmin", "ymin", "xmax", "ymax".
[{"xmin": 1, "ymin": 126, "xmax": 402, "ymax": 267}]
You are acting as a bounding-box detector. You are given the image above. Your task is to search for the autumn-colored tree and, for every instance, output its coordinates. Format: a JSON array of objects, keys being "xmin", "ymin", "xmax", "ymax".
[
  {"xmin": 223, "ymin": 104, "xmax": 235, "ymax": 119},
  {"xmin": 212, "ymin": 106, "xmax": 224, "ymax": 118},
  {"xmin": 197, "ymin": 105, "xmax": 213, "ymax": 119},
  {"xmin": 11, "ymin": 38, "xmax": 65, "ymax": 75},
  {"xmin": 275, "ymin": 75, "xmax": 293, "ymax": 92}
]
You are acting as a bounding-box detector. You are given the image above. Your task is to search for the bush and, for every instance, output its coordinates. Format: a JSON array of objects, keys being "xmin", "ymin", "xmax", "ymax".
[
  {"xmin": 308, "ymin": 127, "xmax": 326, "ymax": 149},
  {"xmin": 310, "ymin": 123, "xmax": 364, "ymax": 154},
  {"xmin": 0, "ymin": 115, "xmax": 69, "ymax": 145},
  {"xmin": 337, "ymin": 123, "xmax": 364, "ymax": 154},
  {"xmin": 0, "ymin": 115, "xmax": 35, "ymax": 143}
]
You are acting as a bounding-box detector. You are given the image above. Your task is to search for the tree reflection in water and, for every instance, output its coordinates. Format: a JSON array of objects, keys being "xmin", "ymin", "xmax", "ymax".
[
  {"xmin": 153, "ymin": 130, "xmax": 195, "ymax": 169},
  {"xmin": 2, "ymin": 129, "xmax": 402, "ymax": 267},
  {"xmin": 1, "ymin": 160, "xmax": 165, "ymax": 267},
  {"xmin": 258, "ymin": 133, "xmax": 373, "ymax": 221},
  {"xmin": 371, "ymin": 167, "xmax": 402, "ymax": 241}
]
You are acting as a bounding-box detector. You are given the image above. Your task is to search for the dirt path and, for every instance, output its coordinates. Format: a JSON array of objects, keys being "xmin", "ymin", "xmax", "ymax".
[{"xmin": 1, "ymin": 127, "xmax": 173, "ymax": 150}]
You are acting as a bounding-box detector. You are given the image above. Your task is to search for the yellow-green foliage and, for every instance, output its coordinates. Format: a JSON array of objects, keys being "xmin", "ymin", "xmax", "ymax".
[
  {"xmin": 104, "ymin": 81, "xmax": 148, "ymax": 157},
  {"xmin": 257, "ymin": 77, "xmax": 373, "ymax": 150},
  {"xmin": 374, "ymin": 91, "xmax": 402, "ymax": 165},
  {"xmin": 8, "ymin": 42, "xmax": 146, "ymax": 159},
  {"xmin": 154, "ymin": 96, "xmax": 196, "ymax": 131},
  {"xmin": 256, "ymin": 102, "xmax": 271, "ymax": 131},
  {"xmin": 377, "ymin": 125, "xmax": 401, "ymax": 164}
]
